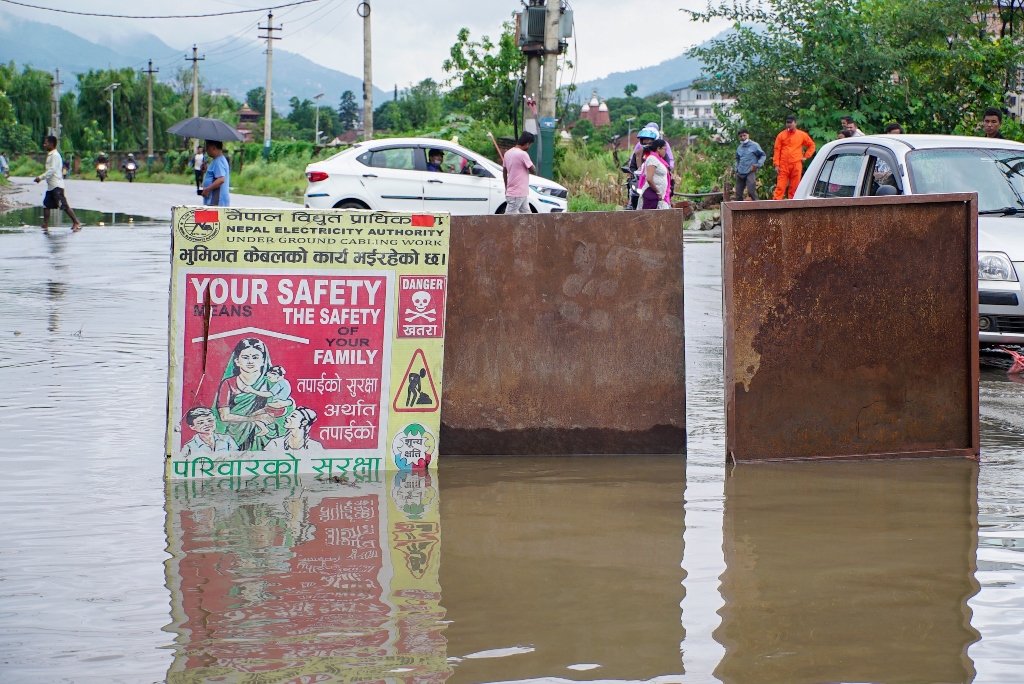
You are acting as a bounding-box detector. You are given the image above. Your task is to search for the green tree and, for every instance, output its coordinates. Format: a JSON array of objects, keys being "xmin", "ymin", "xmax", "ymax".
[
  {"xmin": 246, "ymin": 87, "xmax": 266, "ymax": 114},
  {"xmin": 686, "ymin": 0, "xmax": 1024, "ymax": 145},
  {"xmin": 338, "ymin": 90, "xmax": 359, "ymax": 131},
  {"xmin": 443, "ymin": 22, "xmax": 525, "ymax": 124},
  {"xmin": 624, "ymin": 83, "xmax": 638, "ymax": 98}
]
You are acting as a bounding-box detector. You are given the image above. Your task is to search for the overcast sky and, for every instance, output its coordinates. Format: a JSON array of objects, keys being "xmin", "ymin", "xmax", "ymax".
[{"xmin": 3, "ymin": 0, "xmax": 728, "ymax": 86}]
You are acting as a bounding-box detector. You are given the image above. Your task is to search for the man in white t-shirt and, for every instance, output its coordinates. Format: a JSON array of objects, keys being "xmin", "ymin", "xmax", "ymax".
[
  {"xmin": 841, "ymin": 116, "xmax": 866, "ymax": 136},
  {"xmin": 188, "ymin": 146, "xmax": 206, "ymax": 193},
  {"xmin": 34, "ymin": 135, "xmax": 81, "ymax": 232},
  {"xmin": 502, "ymin": 132, "xmax": 536, "ymax": 214}
]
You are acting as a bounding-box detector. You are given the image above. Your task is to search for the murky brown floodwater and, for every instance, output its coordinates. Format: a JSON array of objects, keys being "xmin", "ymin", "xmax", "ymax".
[{"xmin": 0, "ymin": 221, "xmax": 1021, "ymax": 683}]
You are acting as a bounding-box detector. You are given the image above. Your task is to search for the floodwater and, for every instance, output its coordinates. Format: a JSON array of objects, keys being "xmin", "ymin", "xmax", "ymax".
[{"xmin": 0, "ymin": 218, "xmax": 1022, "ymax": 683}]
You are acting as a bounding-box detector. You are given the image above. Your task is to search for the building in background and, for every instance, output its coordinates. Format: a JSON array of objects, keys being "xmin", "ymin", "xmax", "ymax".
[
  {"xmin": 235, "ymin": 104, "xmax": 261, "ymax": 143},
  {"xmin": 670, "ymin": 83, "xmax": 735, "ymax": 130},
  {"xmin": 579, "ymin": 90, "xmax": 611, "ymax": 127}
]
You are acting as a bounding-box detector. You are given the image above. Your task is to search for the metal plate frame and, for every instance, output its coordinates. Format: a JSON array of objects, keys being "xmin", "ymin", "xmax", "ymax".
[{"xmin": 723, "ymin": 194, "xmax": 979, "ymax": 462}]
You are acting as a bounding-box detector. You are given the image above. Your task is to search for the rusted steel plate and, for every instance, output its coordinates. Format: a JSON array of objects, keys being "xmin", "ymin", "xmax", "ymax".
[
  {"xmin": 716, "ymin": 460, "xmax": 979, "ymax": 684},
  {"xmin": 442, "ymin": 211, "xmax": 686, "ymax": 455},
  {"xmin": 723, "ymin": 194, "xmax": 979, "ymax": 462}
]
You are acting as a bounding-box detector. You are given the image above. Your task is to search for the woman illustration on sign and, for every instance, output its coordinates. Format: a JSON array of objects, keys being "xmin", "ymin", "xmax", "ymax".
[
  {"xmin": 265, "ymin": 407, "xmax": 324, "ymax": 452},
  {"xmin": 214, "ymin": 337, "xmax": 288, "ymax": 450}
]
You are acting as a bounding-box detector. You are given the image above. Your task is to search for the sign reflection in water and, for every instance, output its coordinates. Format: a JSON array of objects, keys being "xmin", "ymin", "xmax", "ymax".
[
  {"xmin": 164, "ymin": 470, "xmax": 448, "ymax": 683},
  {"xmin": 715, "ymin": 459, "xmax": 980, "ymax": 684}
]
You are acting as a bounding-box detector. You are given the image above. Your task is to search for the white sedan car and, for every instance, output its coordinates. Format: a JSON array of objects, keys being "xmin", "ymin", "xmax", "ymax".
[
  {"xmin": 303, "ymin": 137, "xmax": 568, "ymax": 215},
  {"xmin": 794, "ymin": 134, "xmax": 1024, "ymax": 345}
]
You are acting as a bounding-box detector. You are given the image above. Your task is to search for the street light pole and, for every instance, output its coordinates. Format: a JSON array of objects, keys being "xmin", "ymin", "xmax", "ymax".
[
  {"xmin": 104, "ymin": 83, "xmax": 120, "ymax": 153},
  {"xmin": 625, "ymin": 116, "xmax": 636, "ymax": 151},
  {"xmin": 313, "ymin": 92, "xmax": 324, "ymax": 145},
  {"xmin": 657, "ymin": 100, "xmax": 670, "ymax": 132}
]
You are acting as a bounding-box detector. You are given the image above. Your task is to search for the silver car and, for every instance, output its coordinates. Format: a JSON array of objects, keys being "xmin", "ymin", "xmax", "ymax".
[{"xmin": 795, "ymin": 134, "xmax": 1024, "ymax": 345}]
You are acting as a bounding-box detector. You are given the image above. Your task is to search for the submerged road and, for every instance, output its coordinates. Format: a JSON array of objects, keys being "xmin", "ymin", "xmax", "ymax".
[{"xmin": 5, "ymin": 176, "xmax": 300, "ymax": 219}]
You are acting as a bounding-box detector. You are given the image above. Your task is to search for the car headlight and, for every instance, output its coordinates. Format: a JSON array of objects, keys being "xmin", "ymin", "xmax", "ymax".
[
  {"xmin": 979, "ymin": 252, "xmax": 1018, "ymax": 281},
  {"xmin": 530, "ymin": 184, "xmax": 567, "ymax": 199}
]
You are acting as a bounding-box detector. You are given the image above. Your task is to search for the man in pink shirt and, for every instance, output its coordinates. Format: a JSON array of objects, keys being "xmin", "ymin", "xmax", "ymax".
[{"xmin": 502, "ymin": 132, "xmax": 537, "ymax": 214}]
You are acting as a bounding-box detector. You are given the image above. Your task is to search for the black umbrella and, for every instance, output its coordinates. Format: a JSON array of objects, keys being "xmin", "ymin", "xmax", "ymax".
[{"xmin": 167, "ymin": 117, "xmax": 245, "ymax": 142}]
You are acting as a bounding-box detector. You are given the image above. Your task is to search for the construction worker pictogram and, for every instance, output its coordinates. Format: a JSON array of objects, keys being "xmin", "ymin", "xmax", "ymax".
[{"xmin": 393, "ymin": 349, "xmax": 439, "ymax": 412}]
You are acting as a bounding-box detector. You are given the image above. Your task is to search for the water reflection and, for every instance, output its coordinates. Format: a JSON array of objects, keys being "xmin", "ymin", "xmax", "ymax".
[
  {"xmin": 164, "ymin": 470, "xmax": 449, "ymax": 683},
  {"xmin": 440, "ymin": 457, "xmax": 686, "ymax": 683},
  {"xmin": 715, "ymin": 459, "xmax": 980, "ymax": 684}
]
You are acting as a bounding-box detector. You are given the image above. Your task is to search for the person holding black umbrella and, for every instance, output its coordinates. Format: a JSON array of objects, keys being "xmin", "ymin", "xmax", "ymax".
[{"xmin": 201, "ymin": 140, "xmax": 230, "ymax": 207}]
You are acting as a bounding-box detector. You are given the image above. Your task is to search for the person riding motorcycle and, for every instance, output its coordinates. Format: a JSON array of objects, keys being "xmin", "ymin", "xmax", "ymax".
[
  {"xmin": 95, "ymin": 153, "xmax": 109, "ymax": 181},
  {"xmin": 121, "ymin": 153, "xmax": 139, "ymax": 182},
  {"xmin": 626, "ymin": 128, "xmax": 658, "ymax": 210}
]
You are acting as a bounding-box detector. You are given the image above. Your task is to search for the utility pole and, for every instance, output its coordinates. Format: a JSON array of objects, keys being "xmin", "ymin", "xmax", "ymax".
[
  {"xmin": 539, "ymin": 0, "xmax": 561, "ymax": 119},
  {"xmin": 185, "ymin": 46, "xmax": 205, "ymax": 118},
  {"xmin": 313, "ymin": 92, "xmax": 324, "ymax": 145},
  {"xmin": 49, "ymin": 68, "xmax": 63, "ymax": 143},
  {"xmin": 524, "ymin": 0, "xmax": 542, "ymax": 119},
  {"xmin": 103, "ymin": 83, "xmax": 121, "ymax": 152},
  {"xmin": 144, "ymin": 60, "xmax": 160, "ymax": 165},
  {"xmin": 358, "ymin": 1, "xmax": 373, "ymax": 140},
  {"xmin": 259, "ymin": 12, "xmax": 282, "ymax": 159}
]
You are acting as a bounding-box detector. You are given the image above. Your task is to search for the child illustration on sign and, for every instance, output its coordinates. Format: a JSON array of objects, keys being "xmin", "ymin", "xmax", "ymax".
[
  {"xmin": 237, "ymin": 365, "xmax": 293, "ymax": 437},
  {"xmin": 214, "ymin": 337, "xmax": 289, "ymax": 450},
  {"xmin": 405, "ymin": 368, "xmax": 433, "ymax": 407},
  {"xmin": 265, "ymin": 407, "xmax": 324, "ymax": 452},
  {"xmin": 182, "ymin": 407, "xmax": 239, "ymax": 455}
]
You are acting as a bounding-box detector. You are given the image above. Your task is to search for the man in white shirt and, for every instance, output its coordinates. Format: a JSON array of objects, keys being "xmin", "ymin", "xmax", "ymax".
[
  {"xmin": 841, "ymin": 116, "xmax": 866, "ymax": 136},
  {"xmin": 34, "ymin": 136, "xmax": 81, "ymax": 231}
]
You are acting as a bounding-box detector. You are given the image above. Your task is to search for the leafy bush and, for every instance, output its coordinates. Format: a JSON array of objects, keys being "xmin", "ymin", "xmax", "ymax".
[
  {"xmin": 9, "ymin": 155, "xmax": 42, "ymax": 176},
  {"xmin": 568, "ymin": 193, "xmax": 618, "ymax": 212}
]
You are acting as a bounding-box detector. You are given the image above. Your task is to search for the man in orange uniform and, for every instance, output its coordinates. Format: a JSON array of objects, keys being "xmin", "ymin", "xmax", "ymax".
[{"xmin": 772, "ymin": 115, "xmax": 816, "ymax": 199}]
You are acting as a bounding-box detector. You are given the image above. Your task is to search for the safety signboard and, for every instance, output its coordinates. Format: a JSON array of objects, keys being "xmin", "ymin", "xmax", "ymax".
[{"xmin": 166, "ymin": 207, "xmax": 450, "ymax": 477}]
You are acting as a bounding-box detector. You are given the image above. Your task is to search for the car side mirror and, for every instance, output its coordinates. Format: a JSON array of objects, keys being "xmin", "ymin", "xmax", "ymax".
[{"xmin": 472, "ymin": 165, "xmax": 492, "ymax": 178}]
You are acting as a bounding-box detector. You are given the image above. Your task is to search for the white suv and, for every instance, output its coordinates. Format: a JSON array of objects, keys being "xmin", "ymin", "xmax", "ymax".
[
  {"xmin": 794, "ymin": 134, "xmax": 1024, "ymax": 345},
  {"xmin": 303, "ymin": 137, "xmax": 568, "ymax": 215}
]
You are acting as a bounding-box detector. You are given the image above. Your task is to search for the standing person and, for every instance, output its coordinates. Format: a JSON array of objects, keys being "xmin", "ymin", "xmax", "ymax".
[
  {"xmin": 734, "ymin": 129, "xmax": 766, "ymax": 201},
  {"xmin": 983, "ymin": 108, "xmax": 1005, "ymax": 139},
  {"xmin": 840, "ymin": 116, "xmax": 866, "ymax": 136},
  {"xmin": 641, "ymin": 139, "xmax": 671, "ymax": 209},
  {"xmin": 884, "ymin": 123, "xmax": 904, "ymax": 134},
  {"xmin": 836, "ymin": 129, "xmax": 853, "ymax": 139},
  {"xmin": 772, "ymin": 116, "xmax": 816, "ymax": 200},
  {"xmin": 188, "ymin": 145, "xmax": 206, "ymax": 193},
  {"xmin": 201, "ymin": 140, "xmax": 230, "ymax": 207},
  {"xmin": 0, "ymin": 151, "xmax": 8, "ymax": 178},
  {"xmin": 34, "ymin": 136, "xmax": 81, "ymax": 231},
  {"xmin": 502, "ymin": 132, "xmax": 536, "ymax": 215}
]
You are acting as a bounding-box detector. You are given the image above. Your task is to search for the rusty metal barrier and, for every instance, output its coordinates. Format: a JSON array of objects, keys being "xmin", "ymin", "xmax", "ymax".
[
  {"xmin": 441, "ymin": 211, "xmax": 686, "ymax": 455},
  {"xmin": 723, "ymin": 194, "xmax": 978, "ymax": 462}
]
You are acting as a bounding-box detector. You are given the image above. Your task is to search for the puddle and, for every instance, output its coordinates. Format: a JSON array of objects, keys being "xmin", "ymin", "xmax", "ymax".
[
  {"xmin": 0, "ymin": 224, "xmax": 1021, "ymax": 683},
  {"xmin": 0, "ymin": 205, "xmax": 157, "ymax": 229}
]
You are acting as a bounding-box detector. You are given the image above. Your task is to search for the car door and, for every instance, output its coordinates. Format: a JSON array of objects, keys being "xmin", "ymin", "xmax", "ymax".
[
  {"xmin": 859, "ymin": 146, "xmax": 904, "ymax": 196},
  {"xmin": 421, "ymin": 147, "xmax": 496, "ymax": 215},
  {"xmin": 810, "ymin": 148, "xmax": 868, "ymax": 198},
  {"xmin": 356, "ymin": 146, "xmax": 425, "ymax": 211}
]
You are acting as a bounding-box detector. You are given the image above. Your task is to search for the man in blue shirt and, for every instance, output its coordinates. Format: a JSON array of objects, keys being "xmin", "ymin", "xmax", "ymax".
[
  {"xmin": 734, "ymin": 129, "xmax": 767, "ymax": 201},
  {"xmin": 201, "ymin": 140, "xmax": 230, "ymax": 206}
]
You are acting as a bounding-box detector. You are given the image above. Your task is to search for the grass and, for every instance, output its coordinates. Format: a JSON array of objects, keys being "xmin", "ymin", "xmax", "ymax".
[{"xmin": 568, "ymin": 193, "xmax": 619, "ymax": 212}]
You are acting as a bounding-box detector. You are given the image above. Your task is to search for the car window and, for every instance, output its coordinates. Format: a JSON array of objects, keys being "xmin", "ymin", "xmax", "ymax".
[
  {"xmin": 439, "ymin": 149, "xmax": 474, "ymax": 174},
  {"xmin": 907, "ymin": 148, "xmax": 1024, "ymax": 212},
  {"xmin": 812, "ymin": 153, "xmax": 863, "ymax": 198},
  {"xmin": 368, "ymin": 147, "xmax": 417, "ymax": 170},
  {"xmin": 862, "ymin": 155, "xmax": 901, "ymax": 196}
]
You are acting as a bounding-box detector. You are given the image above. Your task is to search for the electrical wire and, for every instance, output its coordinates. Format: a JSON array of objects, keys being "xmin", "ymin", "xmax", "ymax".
[{"xmin": 0, "ymin": 0, "xmax": 321, "ymax": 19}]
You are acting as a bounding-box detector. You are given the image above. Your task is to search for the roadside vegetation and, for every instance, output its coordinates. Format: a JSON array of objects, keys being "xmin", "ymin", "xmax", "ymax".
[{"xmin": 4, "ymin": 2, "xmax": 1024, "ymax": 206}]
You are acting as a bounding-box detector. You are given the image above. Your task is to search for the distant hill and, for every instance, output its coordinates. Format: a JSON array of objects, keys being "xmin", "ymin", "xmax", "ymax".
[
  {"xmin": 0, "ymin": 11, "xmax": 388, "ymax": 111},
  {"xmin": 573, "ymin": 28, "xmax": 732, "ymax": 99}
]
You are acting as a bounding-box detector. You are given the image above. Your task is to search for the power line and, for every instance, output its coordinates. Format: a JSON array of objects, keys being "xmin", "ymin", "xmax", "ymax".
[{"xmin": 0, "ymin": 0, "xmax": 321, "ymax": 19}]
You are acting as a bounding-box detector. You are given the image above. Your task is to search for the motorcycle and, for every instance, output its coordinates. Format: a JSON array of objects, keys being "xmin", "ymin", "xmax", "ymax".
[
  {"xmin": 96, "ymin": 162, "xmax": 107, "ymax": 182},
  {"xmin": 620, "ymin": 165, "xmax": 639, "ymax": 210},
  {"xmin": 124, "ymin": 161, "xmax": 137, "ymax": 183}
]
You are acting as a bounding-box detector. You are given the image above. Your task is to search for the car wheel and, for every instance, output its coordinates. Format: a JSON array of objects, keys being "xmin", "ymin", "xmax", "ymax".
[
  {"xmin": 334, "ymin": 200, "xmax": 370, "ymax": 210},
  {"xmin": 495, "ymin": 202, "xmax": 507, "ymax": 214}
]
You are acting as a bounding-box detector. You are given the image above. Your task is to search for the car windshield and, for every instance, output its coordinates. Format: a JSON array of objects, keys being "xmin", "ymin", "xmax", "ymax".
[{"xmin": 907, "ymin": 147, "xmax": 1024, "ymax": 212}]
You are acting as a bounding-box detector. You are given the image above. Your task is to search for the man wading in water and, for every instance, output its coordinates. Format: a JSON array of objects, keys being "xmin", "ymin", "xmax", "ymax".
[{"xmin": 34, "ymin": 136, "xmax": 81, "ymax": 231}]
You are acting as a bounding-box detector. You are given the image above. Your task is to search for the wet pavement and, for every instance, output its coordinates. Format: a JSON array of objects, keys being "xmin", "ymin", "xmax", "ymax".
[
  {"xmin": 5, "ymin": 177, "xmax": 300, "ymax": 219},
  {"xmin": 0, "ymin": 220, "xmax": 1022, "ymax": 683}
]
